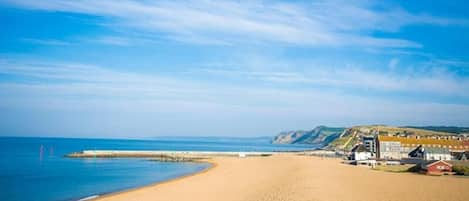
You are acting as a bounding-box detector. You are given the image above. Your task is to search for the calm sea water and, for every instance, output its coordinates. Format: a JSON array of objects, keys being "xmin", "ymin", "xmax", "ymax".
[{"xmin": 0, "ymin": 136, "xmax": 315, "ymax": 201}]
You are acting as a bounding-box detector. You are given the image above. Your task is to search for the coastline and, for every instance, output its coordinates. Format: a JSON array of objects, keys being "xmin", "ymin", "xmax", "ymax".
[
  {"xmin": 80, "ymin": 159, "xmax": 216, "ymax": 201},
  {"xmin": 92, "ymin": 154, "xmax": 469, "ymax": 201}
]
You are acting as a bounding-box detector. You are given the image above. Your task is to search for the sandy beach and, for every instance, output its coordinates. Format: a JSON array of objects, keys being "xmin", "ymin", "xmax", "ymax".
[{"xmin": 95, "ymin": 154, "xmax": 469, "ymax": 201}]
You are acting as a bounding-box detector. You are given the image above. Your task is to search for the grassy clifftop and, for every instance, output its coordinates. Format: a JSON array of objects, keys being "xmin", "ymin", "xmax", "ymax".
[
  {"xmin": 403, "ymin": 126, "xmax": 469, "ymax": 134},
  {"xmin": 326, "ymin": 125, "xmax": 461, "ymax": 151},
  {"xmin": 272, "ymin": 125, "xmax": 467, "ymax": 151}
]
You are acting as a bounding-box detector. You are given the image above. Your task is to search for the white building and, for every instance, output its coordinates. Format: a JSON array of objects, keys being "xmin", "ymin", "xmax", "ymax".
[
  {"xmin": 351, "ymin": 144, "xmax": 372, "ymax": 161},
  {"xmin": 377, "ymin": 141, "xmax": 401, "ymax": 160},
  {"xmin": 423, "ymin": 147, "xmax": 452, "ymax": 161}
]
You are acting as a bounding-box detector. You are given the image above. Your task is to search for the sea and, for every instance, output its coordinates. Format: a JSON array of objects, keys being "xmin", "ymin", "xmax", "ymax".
[{"xmin": 0, "ymin": 136, "xmax": 316, "ymax": 201}]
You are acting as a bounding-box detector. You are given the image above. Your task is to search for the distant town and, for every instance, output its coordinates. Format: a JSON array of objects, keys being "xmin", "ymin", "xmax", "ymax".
[
  {"xmin": 347, "ymin": 127, "xmax": 468, "ymax": 175},
  {"xmin": 274, "ymin": 125, "xmax": 469, "ymax": 176}
]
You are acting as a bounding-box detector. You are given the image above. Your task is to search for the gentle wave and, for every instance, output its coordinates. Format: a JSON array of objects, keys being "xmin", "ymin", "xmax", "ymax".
[{"xmin": 77, "ymin": 195, "xmax": 99, "ymax": 201}]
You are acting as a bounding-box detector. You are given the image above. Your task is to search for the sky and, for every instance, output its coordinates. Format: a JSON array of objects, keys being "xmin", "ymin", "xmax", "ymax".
[{"xmin": 1, "ymin": 0, "xmax": 469, "ymax": 138}]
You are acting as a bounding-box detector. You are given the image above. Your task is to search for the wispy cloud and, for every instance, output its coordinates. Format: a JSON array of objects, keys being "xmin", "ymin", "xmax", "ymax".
[
  {"xmin": 194, "ymin": 66, "xmax": 469, "ymax": 98},
  {"xmin": 21, "ymin": 38, "xmax": 71, "ymax": 46},
  {"xmin": 1, "ymin": 59, "xmax": 468, "ymax": 104},
  {"xmin": 92, "ymin": 36, "xmax": 132, "ymax": 46},
  {"xmin": 1, "ymin": 59, "xmax": 469, "ymax": 136},
  {"xmin": 3, "ymin": 0, "xmax": 467, "ymax": 48},
  {"xmin": 432, "ymin": 59, "xmax": 469, "ymax": 68}
]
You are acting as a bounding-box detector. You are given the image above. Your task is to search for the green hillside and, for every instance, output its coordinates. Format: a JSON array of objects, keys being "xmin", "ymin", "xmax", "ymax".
[
  {"xmin": 326, "ymin": 125, "xmax": 460, "ymax": 151},
  {"xmin": 272, "ymin": 126, "xmax": 345, "ymax": 146}
]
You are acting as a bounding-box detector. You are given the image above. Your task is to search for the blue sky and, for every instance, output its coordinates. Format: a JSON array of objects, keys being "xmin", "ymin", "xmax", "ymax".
[{"xmin": 1, "ymin": 0, "xmax": 469, "ymax": 138}]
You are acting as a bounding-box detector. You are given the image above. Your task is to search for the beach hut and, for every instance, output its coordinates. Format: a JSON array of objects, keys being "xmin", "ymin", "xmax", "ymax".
[{"xmin": 420, "ymin": 160, "xmax": 453, "ymax": 175}]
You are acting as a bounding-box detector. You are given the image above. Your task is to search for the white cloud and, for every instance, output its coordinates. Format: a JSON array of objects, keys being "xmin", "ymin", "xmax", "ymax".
[
  {"xmin": 432, "ymin": 59, "xmax": 469, "ymax": 68},
  {"xmin": 190, "ymin": 56, "xmax": 469, "ymax": 98},
  {"xmin": 3, "ymin": 0, "xmax": 466, "ymax": 48},
  {"xmin": 388, "ymin": 58, "xmax": 399, "ymax": 70},
  {"xmin": 92, "ymin": 36, "xmax": 132, "ymax": 46},
  {"xmin": 1, "ymin": 59, "xmax": 468, "ymax": 105},
  {"xmin": 1, "ymin": 59, "xmax": 469, "ymax": 136},
  {"xmin": 21, "ymin": 38, "xmax": 71, "ymax": 46}
]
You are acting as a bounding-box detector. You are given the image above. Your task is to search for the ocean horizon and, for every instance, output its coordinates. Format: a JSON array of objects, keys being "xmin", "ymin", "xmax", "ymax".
[{"xmin": 0, "ymin": 136, "xmax": 316, "ymax": 201}]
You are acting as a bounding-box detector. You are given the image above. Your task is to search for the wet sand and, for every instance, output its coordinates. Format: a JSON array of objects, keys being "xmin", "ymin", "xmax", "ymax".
[{"xmin": 95, "ymin": 154, "xmax": 469, "ymax": 201}]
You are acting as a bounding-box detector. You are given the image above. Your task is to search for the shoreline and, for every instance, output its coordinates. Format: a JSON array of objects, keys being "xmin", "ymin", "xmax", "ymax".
[
  {"xmin": 80, "ymin": 159, "xmax": 217, "ymax": 201},
  {"xmin": 69, "ymin": 149, "xmax": 301, "ymax": 201},
  {"xmin": 91, "ymin": 154, "xmax": 469, "ymax": 201}
]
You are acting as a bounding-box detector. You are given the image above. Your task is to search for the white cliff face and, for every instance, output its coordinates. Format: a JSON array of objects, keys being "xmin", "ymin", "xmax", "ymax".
[
  {"xmin": 272, "ymin": 126, "xmax": 344, "ymax": 145},
  {"xmin": 272, "ymin": 130, "xmax": 309, "ymax": 144}
]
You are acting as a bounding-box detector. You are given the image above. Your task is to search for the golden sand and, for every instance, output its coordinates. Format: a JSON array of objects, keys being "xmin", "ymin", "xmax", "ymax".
[{"xmin": 95, "ymin": 154, "xmax": 469, "ymax": 201}]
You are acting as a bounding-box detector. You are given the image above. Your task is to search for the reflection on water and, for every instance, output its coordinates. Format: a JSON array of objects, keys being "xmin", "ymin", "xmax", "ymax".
[{"xmin": 0, "ymin": 136, "xmax": 315, "ymax": 201}]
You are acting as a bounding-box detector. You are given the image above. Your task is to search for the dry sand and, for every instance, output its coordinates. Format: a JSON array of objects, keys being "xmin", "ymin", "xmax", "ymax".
[{"xmin": 95, "ymin": 154, "xmax": 469, "ymax": 201}]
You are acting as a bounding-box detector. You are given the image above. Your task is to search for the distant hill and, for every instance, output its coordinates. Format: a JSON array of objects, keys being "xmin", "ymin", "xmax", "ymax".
[
  {"xmin": 402, "ymin": 126, "xmax": 469, "ymax": 134},
  {"xmin": 326, "ymin": 125, "xmax": 465, "ymax": 151},
  {"xmin": 272, "ymin": 126, "xmax": 345, "ymax": 146}
]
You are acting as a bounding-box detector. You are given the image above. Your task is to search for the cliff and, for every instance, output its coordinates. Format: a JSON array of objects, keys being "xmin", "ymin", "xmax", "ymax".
[
  {"xmin": 271, "ymin": 126, "xmax": 344, "ymax": 146},
  {"xmin": 326, "ymin": 125, "xmax": 463, "ymax": 151},
  {"xmin": 272, "ymin": 124, "xmax": 468, "ymax": 150}
]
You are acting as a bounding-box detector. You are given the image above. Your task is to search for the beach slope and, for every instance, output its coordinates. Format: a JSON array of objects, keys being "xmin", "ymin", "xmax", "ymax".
[{"xmin": 96, "ymin": 154, "xmax": 469, "ymax": 201}]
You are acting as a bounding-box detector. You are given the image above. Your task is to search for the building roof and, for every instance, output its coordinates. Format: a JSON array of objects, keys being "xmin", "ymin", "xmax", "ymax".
[
  {"xmin": 451, "ymin": 151, "xmax": 469, "ymax": 160},
  {"xmin": 362, "ymin": 136, "xmax": 374, "ymax": 140},
  {"xmin": 377, "ymin": 135, "xmax": 467, "ymax": 149},
  {"xmin": 422, "ymin": 160, "xmax": 453, "ymax": 168},
  {"xmin": 351, "ymin": 144, "xmax": 370, "ymax": 153},
  {"xmin": 408, "ymin": 145, "xmax": 424, "ymax": 157},
  {"xmin": 423, "ymin": 147, "xmax": 450, "ymax": 154}
]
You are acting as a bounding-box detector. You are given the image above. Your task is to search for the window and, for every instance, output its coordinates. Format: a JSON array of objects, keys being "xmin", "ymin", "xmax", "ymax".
[{"xmin": 436, "ymin": 165, "xmax": 446, "ymax": 170}]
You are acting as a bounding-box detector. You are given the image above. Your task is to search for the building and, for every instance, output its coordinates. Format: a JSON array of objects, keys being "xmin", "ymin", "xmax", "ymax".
[
  {"xmin": 378, "ymin": 135, "xmax": 468, "ymax": 152},
  {"xmin": 376, "ymin": 135, "xmax": 468, "ymax": 159},
  {"xmin": 407, "ymin": 145, "xmax": 452, "ymax": 161},
  {"xmin": 408, "ymin": 145, "xmax": 424, "ymax": 158},
  {"xmin": 362, "ymin": 136, "xmax": 376, "ymax": 155},
  {"xmin": 351, "ymin": 144, "xmax": 372, "ymax": 161},
  {"xmin": 423, "ymin": 147, "xmax": 452, "ymax": 161},
  {"xmin": 376, "ymin": 137, "xmax": 401, "ymax": 160},
  {"xmin": 451, "ymin": 151, "xmax": 468, "ymax": 160},
  {"xmin": 420, "ymin": 160, "xmax": 453, "ymax": 175}
]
